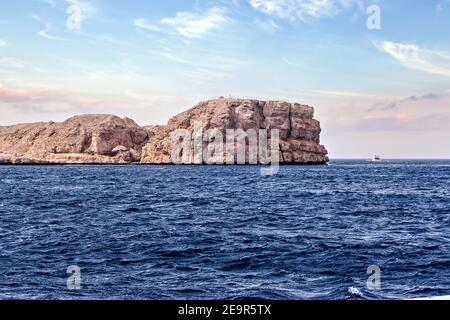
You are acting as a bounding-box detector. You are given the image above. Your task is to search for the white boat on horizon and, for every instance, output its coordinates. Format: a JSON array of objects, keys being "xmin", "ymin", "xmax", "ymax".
[{"xmin": 372, "ymin": 155, "xmax": 382, "ymax": 162}]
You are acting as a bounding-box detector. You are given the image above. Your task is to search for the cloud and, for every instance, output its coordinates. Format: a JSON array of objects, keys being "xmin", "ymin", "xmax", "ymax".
[
  {"xmin": 76, "ymin": 31, "xmax": 124, "ymax": 45},
  {"xmin": 368, "ymin": 92, "xmax": 444, "ymax": 111},
  {"xmin": 0, "ymin": 85, "xmax": 30, "ymax": 100},
  {"xmin": 0, "ymin": 84, "xmax": 202, "ymax": 125},
  {"xmin": 253, "ymin": 18, "xmax": 280, "ymax": 33},
  {"xmin": 0, "ymin": 57, "xmax": 44, "ymax": 72},
  {"xmin": 0, "ymin": 84, "xmax": 105, "ymax": 113},
  {"xmin": 328, "ymin": 101, "xmax": 450, "ymax": 132},
  {"xmin": 249, "ymin": 0, "xmax": 361, "ymax": 21},
  {"xmin": 133, "ymin": 19, "xmax": 163, "ymax": 32},
  {"xmin": 374, "ymin": 41, "xmax": 450, "ymax": 77},
  {"xmin": 0, "ymin": 40, "xmax": 7, "ymax": 47},
  {"xmin": 160, "ymin": 7, "xmax": 229, "ymax": 38},
  {"xmin": 347, "ymin": 112, "xmax": 450, "ymax": 131},
  {"xmin": 403, "ymin": 93, "xmax": 441, "ymax": 102},
  {"xmin": 134, "ymin": 8, "xmax": 229, "ymax": 39},
  {"xmin": 310, "ymin": 89, "xmax": 382, "ymax": 98},
  {"xmin": 32, "ymin": 14, "xmax": 69, "ymax": 41},
  {"xmin": 0, "ymin": 57, "xmax": 28, "ymax": 69},
  {"xmin": 38, "ymin": 24, "xmax": 69, "ymax": 41}
]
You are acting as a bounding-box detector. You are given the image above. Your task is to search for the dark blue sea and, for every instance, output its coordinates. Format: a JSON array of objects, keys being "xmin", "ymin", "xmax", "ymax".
[{"xmin": 0, "ymin": 160, "xmax": 449, "ymax": 300}]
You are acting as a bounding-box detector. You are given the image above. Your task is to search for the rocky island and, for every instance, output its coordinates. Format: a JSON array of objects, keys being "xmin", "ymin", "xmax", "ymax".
[{"xmin": 0, "ymin": 98, "xmax": 328, "ymax": 165}]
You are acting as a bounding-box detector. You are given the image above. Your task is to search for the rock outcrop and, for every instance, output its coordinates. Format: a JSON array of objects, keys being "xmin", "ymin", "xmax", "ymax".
[
  {"xmin": 0, "ymin": 98, "xmax": 328, "ymax": 165},
  {"xmin": 0, "ymin": 115, "xmax": 149, "ymax": 164},
  {"xmin": 141, "ymin": 98, "xmax": 328, "ymax": 164}
]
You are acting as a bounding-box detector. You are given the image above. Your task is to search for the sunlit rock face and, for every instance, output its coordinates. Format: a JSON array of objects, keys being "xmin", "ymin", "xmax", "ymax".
[
  {"xmin": 0, "ymin": 98, "xmax": 328, "ymax": 165},
  {"xmin": 141, "ymin": 98, "xmax": 328, "ymax": 164},
  {"xmin": 0, "ymin": 115, "xmax": 149, "ymax": 164}
]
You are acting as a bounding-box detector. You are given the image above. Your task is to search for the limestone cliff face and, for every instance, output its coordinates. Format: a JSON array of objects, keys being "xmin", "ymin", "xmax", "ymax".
[
  {"xmin": 141, "ymin": 98, "xmax": 328, "ymax": 164},
  {"xmin": 0, "ymin": 98, "xmax": 328, "ymax": 164}
]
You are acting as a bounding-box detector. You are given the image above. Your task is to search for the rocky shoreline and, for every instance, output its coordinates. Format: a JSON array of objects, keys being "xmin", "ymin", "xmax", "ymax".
[{"xmin": 0, "ymin": 98, "xmax": 328, "ymax": 165}]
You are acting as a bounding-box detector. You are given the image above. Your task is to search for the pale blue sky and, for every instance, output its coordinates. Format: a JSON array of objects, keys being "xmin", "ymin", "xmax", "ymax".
[{"xmin": 1, "ymin": 0, "xmax": 450, "ymax": 158}]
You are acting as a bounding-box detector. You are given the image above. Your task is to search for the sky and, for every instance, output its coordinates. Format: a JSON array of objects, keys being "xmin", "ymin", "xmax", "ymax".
[{"xmin": 0, "ymin": 0, "xmax": 449, "ymax": 158}]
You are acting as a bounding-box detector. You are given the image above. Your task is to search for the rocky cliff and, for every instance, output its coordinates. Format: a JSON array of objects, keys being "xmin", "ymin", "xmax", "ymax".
[
  {"xmin": 0, "ymin": 98, "xmax": 328, "ymax": 165},
  {"xmin": 0, "ymin": 115, "xmax": 148, "ymax": 164}
]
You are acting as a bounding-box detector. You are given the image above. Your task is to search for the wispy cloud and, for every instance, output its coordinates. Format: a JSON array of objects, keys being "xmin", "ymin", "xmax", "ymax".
[
  {"xmin": 0, "ymin": 84, "xmax": 29, "ymax": 99},
  {"xmin": 0, "ymin": 83, "xmax": 94, "ymax": 113},
  {"xmin": 253, "ymin": 18, "xmax": 280, "ymax": 33},
  {"xmin": 75, "ymin": 31, "xmax": 124, "ymax": 45},
  {"xmin": 38, "ymin": 24, "xmax": 69, "ymax": 41},
  {"xmin": 309, "ymin": 89, "xmax": 383, "ymax": 98},
  {"xmin": 249, "ymin": 0, "xmax": 362, "ymax": 21},
  {"xmin": 0, "ymin": 83, "xmax": 200, "ymax": 124},
  {"xmin": 133, "ymin": 19, "xmax": 163, "ymax": 32},
  {"xmin": 0, "ymin": 40, "xmax": 7, "ymax": 47},
  {"xmin": 160, "ymin": 7, "xmax": 229, "ymax": 38},
  {"xmin": 343, "ymin": 112, "xmax": 450, "ymax": 131},
  {"xmin": 374, "ymin": 41, "xmax": 450, "ymax": 77},
  {"xmin": 0, "ymin": 57, "xmax": 44, "ymax": 72},
  {"xmin": 282, "ymin": 57, "xmax": 304, "ymax": 68},
  {"xmin": 0, "ymin": 57, "xmax": 29, "ymax": 69},
  {"xmin": 32, "ymin": 14, "xmax": 68, "ymax": 41},
  {"xmin": 368, "ymin": 92, "xmax": 445, "ymax": 111}
]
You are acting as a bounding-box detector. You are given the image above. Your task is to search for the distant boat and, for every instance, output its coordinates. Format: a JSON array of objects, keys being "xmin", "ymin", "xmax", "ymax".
[{"xmin": 372, "ymin": 155, "xmax": 382, "ymax": 162}]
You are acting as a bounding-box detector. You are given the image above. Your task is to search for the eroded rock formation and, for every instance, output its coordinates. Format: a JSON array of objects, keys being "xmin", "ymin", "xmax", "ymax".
[
  {"xmin": 0, "ymin": 115, "xmax": 148, "ymax": 164},
  {"xmin": 141, "ymin": 98, "xmax": 328, "ymax": 164},
  {"xmin": 0, "ymin": 98, "xmax": 328, "ymax": 164}
]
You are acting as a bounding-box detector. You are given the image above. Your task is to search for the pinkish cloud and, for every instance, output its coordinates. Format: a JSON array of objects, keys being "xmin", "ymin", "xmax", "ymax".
[{"xmin": 0, "ymin": 84, "xmax": 104, "ymax": 113}]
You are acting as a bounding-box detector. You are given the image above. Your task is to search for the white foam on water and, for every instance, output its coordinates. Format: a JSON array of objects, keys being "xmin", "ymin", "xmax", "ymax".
[
  {"xmin": 409, "ymin": 295, "xmax": 450, "ymax": 300},
  {"xmin": 348, "ymin": 287, "xmax": 363, "ymax": 296}
]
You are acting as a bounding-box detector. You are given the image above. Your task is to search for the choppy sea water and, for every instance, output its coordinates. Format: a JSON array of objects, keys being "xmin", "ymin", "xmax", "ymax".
[{"xmin": 0, "ymin": 160, "xmax": 449, "ymax": 300}]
